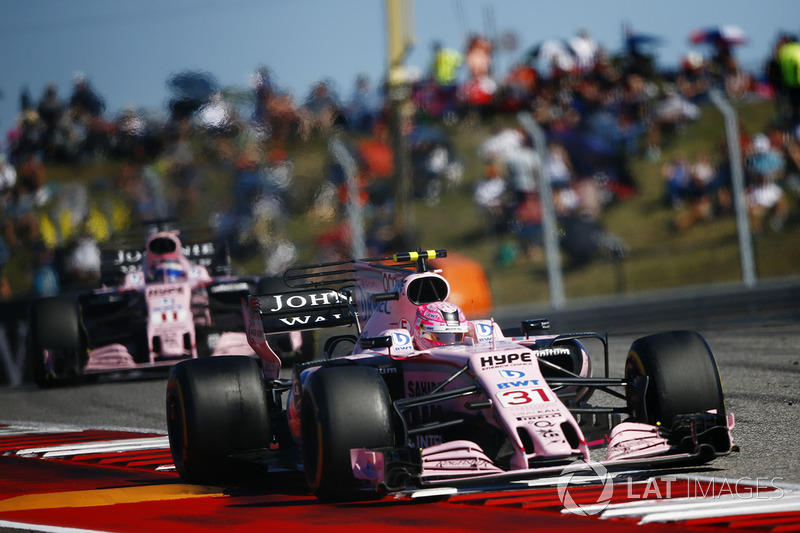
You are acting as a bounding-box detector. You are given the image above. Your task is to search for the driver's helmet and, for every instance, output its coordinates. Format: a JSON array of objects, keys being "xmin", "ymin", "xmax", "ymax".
[
  {"xmin": 413, "ymin": 301, "xmax": 469, "ymax": 349},
  {"xmin": 148, "ymin": 258, "xmax": 187, "ymax": 282}
]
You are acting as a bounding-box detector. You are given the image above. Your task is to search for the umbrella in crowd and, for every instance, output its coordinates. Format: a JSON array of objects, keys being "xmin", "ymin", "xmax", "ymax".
[
  {"xmin": 523, "ymin": 39, "xmax": 576, "ymax": 75},
  {"xmin": 623, "ymin": 26, "xmax": 665, "ymax": 52},
  {"xmin": 689, "ymin": 25, "xmax": 748, "ymax": 46}
]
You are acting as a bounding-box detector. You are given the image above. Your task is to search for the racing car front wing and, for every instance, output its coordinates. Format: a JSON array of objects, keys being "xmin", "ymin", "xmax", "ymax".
[{"xmin": 351, "ymin": 411, "xmax": 736, "ymax": 493}]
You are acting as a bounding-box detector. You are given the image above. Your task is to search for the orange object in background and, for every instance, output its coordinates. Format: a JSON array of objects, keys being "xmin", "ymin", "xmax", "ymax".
[{"xmin": 430, "ymin": 252, "xmax": 492, "ymax": 319}]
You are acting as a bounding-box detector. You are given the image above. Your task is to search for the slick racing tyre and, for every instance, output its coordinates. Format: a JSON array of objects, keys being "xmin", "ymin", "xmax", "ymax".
[
  {"xmin": 166, "ymin": 356, "xmax": 270, "ymax": 485},
  {"xmin": 625, "ymin": 330, "xmax": 725, "ymax": 428},
  {"xmin": 301, "ymin": 365, "xmax": 395, "ymax": 500},
  {"xmin": 29, "ymin": 296, "xmax": 85, "ymax": 387}
]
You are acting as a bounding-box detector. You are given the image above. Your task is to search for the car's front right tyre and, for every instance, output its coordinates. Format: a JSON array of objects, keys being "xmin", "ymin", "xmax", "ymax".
[{"xmin": 167, "ymin": 355, "xmax": 270, "ymax": 485}]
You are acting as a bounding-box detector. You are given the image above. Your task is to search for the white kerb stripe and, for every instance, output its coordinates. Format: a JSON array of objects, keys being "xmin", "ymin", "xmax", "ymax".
[
  {"xmin": 15, "ymin": 436, "xmax": 170, "ymax": 457},
  {"xmin": 0, "ymin": 520, "xmax": 111, "ymax": 533}
]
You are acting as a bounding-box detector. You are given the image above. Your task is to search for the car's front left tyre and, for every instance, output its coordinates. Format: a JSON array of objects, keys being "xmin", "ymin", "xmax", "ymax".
[{"xmin": 301, "ymin": 365, "xmax": 395, "ymax": 500}]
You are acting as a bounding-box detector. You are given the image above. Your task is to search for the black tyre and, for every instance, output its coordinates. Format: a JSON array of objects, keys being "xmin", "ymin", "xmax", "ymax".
[
  {"xmin": 29, "ymin": 296, "xmax": 85, "ymax": 387},
  {"xmin": 625, "ymin": 330, "xmax": 725, "ymax": 428},
  {"xmin": 301, "ymin": 365, "xmax": 394, "ymax": 500},
  {"xmin": 166, "ymin": 356, "xmax": 271, "ymax": 485}
]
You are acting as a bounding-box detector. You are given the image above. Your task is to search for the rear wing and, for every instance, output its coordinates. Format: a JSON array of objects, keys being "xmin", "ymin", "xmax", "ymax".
[
  {"xmin": 99, "ymin": 240, "xmax": 230, "ymax": 284},
  {"xmin": 282, "ymin": 249, "xmax": 447, "ymax": 329},
  {"xmin": 244, "ymin": 250, "xmax": 447, "ymax": 376},
  {"xmin": 246, "ymin": 288, "xmax": 357, "ymax": 334},
  {"xmin": 246, "ymin": 249, "xmax": 448, "ymax": 335},
  {"xmin": 243, "ymin": 287, "xmax": 358, "ymax": 378}
]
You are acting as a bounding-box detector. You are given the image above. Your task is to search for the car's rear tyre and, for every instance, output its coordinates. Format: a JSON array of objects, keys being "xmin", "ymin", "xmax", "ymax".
[
  {"xmin": 29, "ymin": 296, "xmax": 84, "ymax": 387},
  {"xmin": 301, "ymin": 365, "xmax": 394, "ymax": 500},
  {"xmin": 625, "ymin": 330, "xmax": 725, "ymax": 427},
  {"xmin": 166, "ymin": 356, "xmax": 270, "ymax": 485}
]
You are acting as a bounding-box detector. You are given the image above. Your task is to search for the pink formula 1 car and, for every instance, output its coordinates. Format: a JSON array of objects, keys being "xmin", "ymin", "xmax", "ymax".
[
  {"xmin": 28, "ymin": 224, "xmax": 314, "ymax": 387},
  {"xmin": 166, "ymin": 249, "xmax": 735, "ymax": 500}
]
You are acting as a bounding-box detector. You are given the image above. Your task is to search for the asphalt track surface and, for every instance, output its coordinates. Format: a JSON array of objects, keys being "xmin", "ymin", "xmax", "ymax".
[{"xmin": 0, "ymin": 279, "xmax": 798, "ymax": 531}]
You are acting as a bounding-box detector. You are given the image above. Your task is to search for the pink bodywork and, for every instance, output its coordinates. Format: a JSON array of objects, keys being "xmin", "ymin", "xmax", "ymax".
[
  {"xmin": 83, "ymin": 230, "xmax": 254, "ymax": 372},
  {"xmin": 243, "ymin": 257, "xmax": 734, "ymax": 489},
  {"xmin": 245, "ymin": 260, "xmax": 595, "ymax": 482}
]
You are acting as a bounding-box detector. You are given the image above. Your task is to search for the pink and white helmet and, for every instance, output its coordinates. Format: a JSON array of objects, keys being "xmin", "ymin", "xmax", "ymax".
[{"xmin": 413, "ymin": 301, "xmax": 469, "ymax": 349}]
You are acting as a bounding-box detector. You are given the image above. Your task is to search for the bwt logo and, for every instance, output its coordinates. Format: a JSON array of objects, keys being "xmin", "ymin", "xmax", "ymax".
[
  {"xmin": 391, "ymin": 331, "xmax": 412, "ymax": 348},
  {"xmin": 498, "ymin": 369, "xmax": 525, "ymax": 379},
  {"xmin": 497, "ymin": 379, "xmax": 539, "ymax": 389},
  {"xmin": 475, "ymin": 323, "xmax": 494, "ymax": 337}
]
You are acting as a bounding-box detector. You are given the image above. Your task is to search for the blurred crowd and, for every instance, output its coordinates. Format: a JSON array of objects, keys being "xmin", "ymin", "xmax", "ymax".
[{"xmin": 2, "ymin": 25, "xmax": 800, "ymax": 300}]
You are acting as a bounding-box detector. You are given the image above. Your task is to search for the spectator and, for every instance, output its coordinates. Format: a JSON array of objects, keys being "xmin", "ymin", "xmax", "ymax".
[
  {"xmin": 673, "ymin": 152, "xmax": 716, "ymax": 231},
  {"xmin": 569, "ymin": 28, "xmax": 599, "ymax": 75},
  {"xmin": 197, "ymin": 91, "xmax": 238, "ymax": 137},
  {"xmin": 653, "ymin": 86, "xmax": 701, "ymax": 143},
  {"xmin": 500, "ymin": 62, "xmax": 538, "ymax": 112},
  {"xmin": 9, "ymin": 106, "xmax": 43, "ymax": 162},
  {"xmin": 69, "ymin": 73, "xmax": 105, "ymax": 119},
  {"xmin": 17, "ymin": 150, "xmax": 48, "ymax": 201},
  {"xmin": 778, "ymin": 35, "xmax": 800, "ymax": 127},
  {"xmin": 346, "ymin": 75, "xmax": 383, "ymax": 134},
  {"xmin": 747, "ymin": 133, "xmax": 785, "ymax": 183},
  {"xmin": 113, "ymin": 107, "xmax": 148, "ymax": 159},
  {"xmin": 301, "ymin": 80, "xmax": 344, "ymax": 137},
  {"xmin": 543, "ymin": 141, "xmax": 575, "ymax": 190},
  {"xmin": 747, "ymin": 172, "xmax": 788, "ymax": 235},
  {"xmin": 710, "ymin": 36, "xmax": 750, "ymax": 100},
  {"xmin": 62, "ymin": 234, "xmax": 101, "ymax": 289},
  {"xmin": 465, "ymin": 34, "xmax": 493, "ymax": 79},
  {"xmin": 431, "ymin": 41, "xmax": 464, "ymax": 87},
  {"xmin": 618, "ymin": 72, "xmax": 655, "ymax": 158},
  {"xmin": 116, "ymin": 159, "xmax": 169, "ymax": 223},
  {"xmin": 428, "ymin": 41, "xmax": 463, "ymax": 118},
  {"xmin": 478, "ymin": 125, "xmax": 526, "ymax": 163},
  {"xmin": 31, "ymin": 241, "xmax": 60, "ymax": 297},
  {"xmin": 746, "ymin": 133, "xmax": 788, "ymax": 234},
  {"xmin": 161, "ymin": 117, "xmax": 201, "ymax": 221},
  {"xmin": 676, "ymin": 52, "xmax": 712, "ymax": 103},
  {"xmin": 509, "ymin": 191, "xmax": 543, "ymax": 262},
  {"xmin": 662, "ymin": 151, "xmax": 692, "ymax": 208},
  {"xmin": 766, "ymin": 35, "xmax": 792, "ymax": 121},
  {"xmin": 461, "ymin": 35, "xmax": 496, "ymax": 116},
  {"xmin": 0, "ymin": 154, "xmax": 17, "ymax": 208},
  {"xmin": 473, "ymin": 163, "xmax": 508, "ymax": 236},
  {"xmin": 251, "ymin": 66, "xmax": 276, "ymax": 125},
  {"xmin": 408, "ymin": 127, "xmax": 463, "ymax": 204},
  {"xmin": 250, "ymin": 67, "xmax": 304, "ymax": 143},
  {"xmin": 506, "ymin": 132, "xmax": 541, "ymax": 198},
  {"xmin": 781, "ymin": 125, "xmax": 800, "ymax": 201},
  {"xmin": 37, "ymin": 83, "xmax": 65, "ymax": 160}
]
